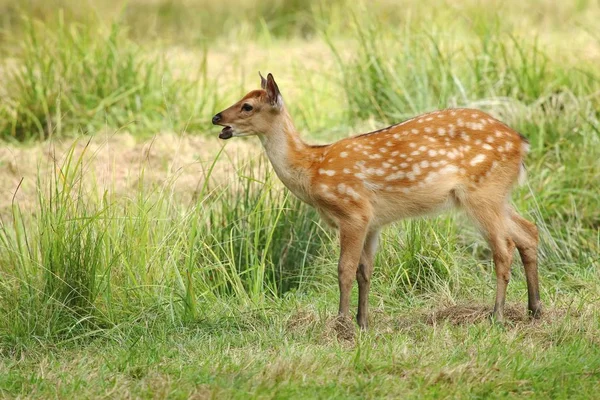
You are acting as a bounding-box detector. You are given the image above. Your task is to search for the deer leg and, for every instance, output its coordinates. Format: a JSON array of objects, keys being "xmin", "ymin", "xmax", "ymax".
[
  {"xmin": 464, "ymin": 199, "xmax": 515, "ymax": 322},
  {"xmin": 508, "ymin": 208, "xmax": 541, "ymax": 317},
  {"xmin": 490, "ymin": 235, "xmax": 515, "ymax": 321},
  {"xmin": 356, "ymin": 228, "xmax": 380, "ymax": 330},
  {"xmin": 337, "ymin": 221, "xmax": 368, "ymax": 318}
]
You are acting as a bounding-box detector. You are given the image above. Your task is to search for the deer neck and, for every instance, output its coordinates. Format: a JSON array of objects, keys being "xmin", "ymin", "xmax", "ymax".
[{"xmin": 258, "ymin": 113, "xmax": 322, "ymax": 203}]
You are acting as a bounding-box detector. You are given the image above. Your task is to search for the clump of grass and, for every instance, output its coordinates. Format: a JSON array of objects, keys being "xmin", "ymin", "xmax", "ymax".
[
  {"xmin": 0, "ymin": 16, "xmax": 217, "ymax": 141},
  {"xmin": 326, "ymin": 14, "xmax": 597, "ymax": 125},
  {"xmin": 0, "ymin": 0, "xmax": 346, "ymax": 45},
  {"xmin": 0, "ymin": 144, "xmax": 326, "ymax": 347}
]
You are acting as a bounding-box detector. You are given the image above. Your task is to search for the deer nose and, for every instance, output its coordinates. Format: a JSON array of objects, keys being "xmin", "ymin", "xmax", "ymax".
[{"xmin": 212, "ymin": 113, "xmax": 222, "ymax": 125}]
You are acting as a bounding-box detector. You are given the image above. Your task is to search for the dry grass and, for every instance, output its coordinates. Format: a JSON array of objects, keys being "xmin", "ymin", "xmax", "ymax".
[{"xmin": 0, "ymin": 132, "xmax": 258, "ymax": 213}]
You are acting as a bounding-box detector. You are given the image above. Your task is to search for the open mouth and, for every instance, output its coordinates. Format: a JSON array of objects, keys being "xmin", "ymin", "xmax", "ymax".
[{"xmin": 219, "ymin": 126, "xmax": 233, "ymax": 140}]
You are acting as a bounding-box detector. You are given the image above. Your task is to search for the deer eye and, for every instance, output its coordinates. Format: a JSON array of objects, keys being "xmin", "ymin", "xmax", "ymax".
[{"xmin": 242, "ymin": 103, "xmax": 253, "ymax": 112}]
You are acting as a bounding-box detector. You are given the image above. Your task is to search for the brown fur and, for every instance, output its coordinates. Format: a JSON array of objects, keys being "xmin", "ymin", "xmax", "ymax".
[{"xmin": 213, "ymin": 73, "xmax": 541, "ymax": 328}]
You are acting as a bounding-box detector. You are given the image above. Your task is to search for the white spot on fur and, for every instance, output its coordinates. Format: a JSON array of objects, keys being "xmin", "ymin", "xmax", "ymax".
[
  {"xmin": 424, "ymin": 127, "xmax": 433, "ymax": 133},
  {"xmin": 428, "ymin": 149, "xmax": 437, "ymax": 157},
  {"xmin": 439, "ymin": 165, "xmax": 459, "ymax": 174},
  {"xmin": 437, "ymin": 128, "xmax": 446, "ymax": 136},
  {"xmin": 410, "ymin": 151, "xmax": 420, "ymax": 156},
  {"xmin": 319, "ymin": 169, "xmax": 336, "ymax": 176},
  {"xmin": 482, "ymin": 144, "xmax": 493, "ymax": 150},
  {"xmin": 409, "ymin": 143, "xmax": 417, "ymax": 148},
  {"xmin": 419, "ymin": 146, "xmax": 427, "ymax": 152},
  {"xmin": 346, "ymin": 187, "xmax": 361, "ymax": 200},
  {"xmin": 420, "ymin": 160, "xmax": 430, "ymax": 168},
  {"xmin": 470, "ymin": 154, "xmax": 486, "ymax": 166},
  {"xmin": 340, "ymin": 151, "xmax": 348, "ymax": 158},
  {"xmin": 411, "ymin": 129, "xmax": 419, "ymax": 134},
  {"xmin": 424, "ymin": 171, "xmax": 439, "ymax": 182},
  {"xmin": 343, "ymin": 168, "xmax": 352, "ymax": 174},
  {"xmin": 385, "ymin": 171, "xmax": 405, "ymax": 181}
]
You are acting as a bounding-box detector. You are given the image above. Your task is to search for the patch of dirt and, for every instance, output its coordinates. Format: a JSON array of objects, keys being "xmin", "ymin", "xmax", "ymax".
[
  {"xmin": 429, "ymin": 303, "xmax": 534, "ymax": 326},
  {"xmin": 285, "ymin": 309, "xmax": 319, "ymax": 335},
  {"xmin": 425, "ymin": 303, "xmax": 569, "ymax": 327},
  {"xmin": 324, "ymin": 314, "xmax": 356, "ymax": 342}
]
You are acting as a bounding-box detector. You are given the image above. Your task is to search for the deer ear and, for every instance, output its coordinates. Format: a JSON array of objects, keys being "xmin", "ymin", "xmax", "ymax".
[
  {"xmin": 259, "ymin": 71, "xmax": 267, "ymax": 89},
  {"xmin": 265, "ymin": 73, "xmax": 283, "ymax": 109}
]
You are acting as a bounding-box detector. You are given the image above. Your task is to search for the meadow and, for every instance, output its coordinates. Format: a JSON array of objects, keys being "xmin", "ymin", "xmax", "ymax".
[{"xmin": 0, "ymin": 0, "xmax": 599, "ymax": 398}]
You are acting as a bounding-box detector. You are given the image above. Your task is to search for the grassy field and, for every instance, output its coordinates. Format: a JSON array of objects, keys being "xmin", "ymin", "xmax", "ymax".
[{"xmin": 0, "ymin": 0, "xmax": 599, "ymax": 398}]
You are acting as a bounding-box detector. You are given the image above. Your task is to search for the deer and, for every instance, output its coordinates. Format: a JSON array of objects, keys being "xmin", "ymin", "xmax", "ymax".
[{"xmin": 212, "ymin": 73, "xmax": 541, "ymax": 330}]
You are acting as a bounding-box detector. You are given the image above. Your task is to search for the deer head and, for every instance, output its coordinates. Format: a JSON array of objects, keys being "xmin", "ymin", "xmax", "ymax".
[{"xmin": 212, "ymin": 72, "xmax": 285, "ymax": 140}]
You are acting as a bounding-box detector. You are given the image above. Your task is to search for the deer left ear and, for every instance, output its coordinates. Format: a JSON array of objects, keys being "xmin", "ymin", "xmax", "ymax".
[
  {"xmin": 259, "ymin": 71, "xmax": 267, "ymax": 89},
  {"xmin": 265, "ymin": 73, "xmax": 283, "ymax": 109}
]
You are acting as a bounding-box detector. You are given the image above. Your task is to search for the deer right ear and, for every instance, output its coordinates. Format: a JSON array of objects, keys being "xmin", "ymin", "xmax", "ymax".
[
  {"xmin": 259, "ymin": 71, "xmax": 267, "ymax": 89},
  {"xmin": 265, "ymin": 73, "xmax": 283, "ymax": 109}
]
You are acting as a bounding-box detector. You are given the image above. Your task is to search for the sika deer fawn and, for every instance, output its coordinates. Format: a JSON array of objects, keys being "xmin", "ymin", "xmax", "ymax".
[{"xmin": 212, "ymin": 73, "xmax": 541, "ymax": 329}]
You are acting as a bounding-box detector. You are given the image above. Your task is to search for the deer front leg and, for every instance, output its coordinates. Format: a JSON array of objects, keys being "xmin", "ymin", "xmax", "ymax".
[
  {"xmin": 356, "ymin": 228, "xmax": 380, "ymax": 330},
  {"xmin": 337, "ymin": 222, "xmax": 368, "ymax": 318}
]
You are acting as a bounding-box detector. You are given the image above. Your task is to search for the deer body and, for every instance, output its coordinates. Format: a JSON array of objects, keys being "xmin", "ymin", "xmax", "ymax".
[{"xmin": 213, "ymin": 73, "xmax": 541, "ymax": 329}]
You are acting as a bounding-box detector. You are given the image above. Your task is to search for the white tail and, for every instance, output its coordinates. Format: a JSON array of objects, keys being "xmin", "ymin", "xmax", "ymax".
[{"xmin": 213, "ymin": 73, "xmax": 541, "ymax": 329}]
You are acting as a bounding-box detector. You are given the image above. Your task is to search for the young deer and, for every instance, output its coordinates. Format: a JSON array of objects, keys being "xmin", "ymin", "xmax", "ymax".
[{"xmin": 212, "ymin": 73, "xmax": 541, "ymax": 329}]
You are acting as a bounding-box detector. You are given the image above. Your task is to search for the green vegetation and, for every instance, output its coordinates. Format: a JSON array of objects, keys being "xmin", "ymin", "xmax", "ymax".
[{"xmin": 0, "ymin": 0, "xmax": 599, "ymax": 398}]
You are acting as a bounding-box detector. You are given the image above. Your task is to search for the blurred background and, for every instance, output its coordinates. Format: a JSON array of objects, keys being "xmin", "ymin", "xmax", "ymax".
[{"xmin": 0, "ymin": 2, "xmax": 599, "ymax": 397}]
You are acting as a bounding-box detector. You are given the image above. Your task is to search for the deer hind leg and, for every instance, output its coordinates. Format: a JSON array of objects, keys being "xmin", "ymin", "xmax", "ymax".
[
  {"xmin": 356, "ymin": 228, "xmax": 380, "ymax": 330},
  {"xmin": 507, "ymin": 207, "xmax": 541, "ymax": 318},
  {"xmin": 463, "ymin": 198, "xmax": 515, "ymax": 322}
]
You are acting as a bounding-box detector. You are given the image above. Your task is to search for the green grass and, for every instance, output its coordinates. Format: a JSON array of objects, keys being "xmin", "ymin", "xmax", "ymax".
[
  {"xmin": 0, "ymin": 0, "xmax": 599, "ymax": 398},
  {"xmin": 0, "ymin": 16, "xmax": 219, "ymax": 141}
]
